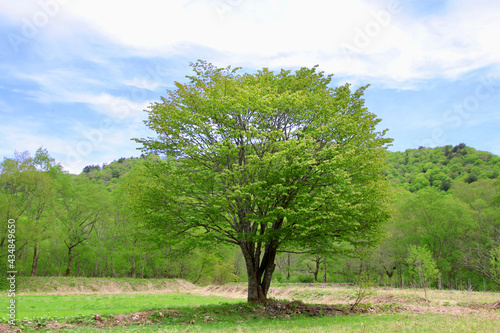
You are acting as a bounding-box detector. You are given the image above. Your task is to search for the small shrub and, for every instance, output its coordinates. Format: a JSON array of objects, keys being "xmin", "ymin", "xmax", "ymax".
[
  {"xmin": 406, "ymin": 244, "xmax": 440, "ymax": 301},
  {"xmin": 295, "ymin": 275, "xmax": 315, "ymax": 283},
  {"xmin": 350, "ymin": 272, "xmax": 376, "ymax": 313}
]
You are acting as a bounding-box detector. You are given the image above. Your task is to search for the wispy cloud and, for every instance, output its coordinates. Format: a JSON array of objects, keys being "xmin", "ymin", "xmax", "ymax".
[{"xmin": 4, "ymin": 0, "xmax": 499, "ymax": 85}]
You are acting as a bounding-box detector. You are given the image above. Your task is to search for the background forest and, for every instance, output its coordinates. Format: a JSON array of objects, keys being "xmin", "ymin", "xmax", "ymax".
[{"xmin": 1, "ymin": 144, "xmax": 500, "ymax": 291}]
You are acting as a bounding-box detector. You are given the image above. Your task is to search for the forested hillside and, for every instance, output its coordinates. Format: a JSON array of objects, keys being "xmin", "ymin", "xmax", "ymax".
[
  {"xmin": 386, "ymin": 144, "xmax": 500, "ymax": 191},
  {"xmin": 1, "ymin": 144, "xmax": 499, "ymax": 291}
]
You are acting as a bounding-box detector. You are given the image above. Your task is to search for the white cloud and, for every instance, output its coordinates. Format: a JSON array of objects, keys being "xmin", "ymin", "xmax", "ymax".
[
  {"xmin": 123, "ymin": 77, "xmax": 163, "ymax": 91},
  {"xmin": 3, "ymin": 0, "xmax": 499, "ymax": 85},
  {"xmin": 13, "ymin": 69, "xmax": 148, "ymax": 120}
]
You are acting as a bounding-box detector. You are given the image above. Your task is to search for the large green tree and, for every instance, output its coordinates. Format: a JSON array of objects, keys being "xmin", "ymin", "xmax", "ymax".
[{"xmin": 131, "ymin": 61, "xmax": 392, "ymax": 303}]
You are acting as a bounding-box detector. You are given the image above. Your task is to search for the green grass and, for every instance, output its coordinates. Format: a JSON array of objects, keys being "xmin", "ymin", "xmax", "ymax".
[
  {"xmin": 31, "ymin": 311, "xmax": 500, "ymax": 332},
  {"xmin": 194, "ymin": 312, "xmax": 498, "ymax": 333},
  {"xmin": 4, "ymin": 294, "xmax": 499, "ymax": 333},
  {"xmin": 2, "ymin": 278, "xmax": 499, "ymax": 332},
  {"xmin": 0, "ymin": 293, "xmax": 241, "ymax": 321}
]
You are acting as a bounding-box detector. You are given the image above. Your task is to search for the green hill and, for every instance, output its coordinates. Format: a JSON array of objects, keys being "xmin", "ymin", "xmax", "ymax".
[
  {"xmin": 79, "ymin": 144, "xmax": 500, "ymax": 194},
  {"xmin": 385, "ymin": 144, "xmax": 500, "ymax": 192}
]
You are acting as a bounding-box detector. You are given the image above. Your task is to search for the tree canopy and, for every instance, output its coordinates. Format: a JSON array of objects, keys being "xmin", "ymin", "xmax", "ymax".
[{"xmin": 131, "ymin": 61, "xmax": 392, "ymax": 302}]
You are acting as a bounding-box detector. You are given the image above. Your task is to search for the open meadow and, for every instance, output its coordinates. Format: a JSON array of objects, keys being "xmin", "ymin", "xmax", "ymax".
[{"xmin": 1, "ymin": 277, "xmax": 499, "ymax": 332}]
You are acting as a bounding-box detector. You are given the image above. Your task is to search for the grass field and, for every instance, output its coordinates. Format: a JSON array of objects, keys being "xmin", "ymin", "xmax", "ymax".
[
  {"xmin": 4, "ymin": 293, "xmax": 241, "ymax": 320},
  {"xmin": 1, "ymin": 277, "xmax": 499, "ymax": 332},
  {"xmin": 33, "ymin": 312, "xmax": 500, "ymax": 333}
]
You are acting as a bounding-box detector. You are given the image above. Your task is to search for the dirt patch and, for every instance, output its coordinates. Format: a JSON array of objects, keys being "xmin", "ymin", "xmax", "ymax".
[
  {"xmin": 402, "ymin": 303, "xmax": 500, "ymax": 319},
  {"xmin": 1, "ymin": 309, "xmax": 183, "ymax": 332},
  {"xmin": 269, "ymin": 287, "xmax": 295, "ymax": 298},
  {"xmin": 197, "ymin": 285, "xmax": 247, "ymax": 298},
  {"xmin": 103, "ymin": 309, "xmax": 181, "ymax": 328},
  {"xmin": 466, "ymin": 301, "xmax": 500, "ymax": 310},
  {"xmin": 0, "ymin": 324, "xmax": 20, "ymax": 333},
  {"xmin": 174, "ymin": 279, "xmax": 197, "ymax": 291},
  {"xmin": 257, "ymin": 299, "xmax": 346, "ymax": 317},
  {"xmin": 44, "ymin": 321, "xmax": 77, "ymax": 331},
  {"xmin": 17, "ymin": 278, "xmax": 198, "ymax": 296},
  {"xmin": 368, "ymin": 293, "xmax": 429, "ymax": 305},
  {"xmin": 405, "ymin": 304, "xmax": 477, "ymax": 315}
]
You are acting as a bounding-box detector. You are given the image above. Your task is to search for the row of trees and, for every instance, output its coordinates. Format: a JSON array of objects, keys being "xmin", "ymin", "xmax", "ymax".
[
  {"xmin": 1, "ymin": 148, "xmax": 499, "ymax": 292},
  {"xmin": 0, "ymin": 149, "xmax": 109, "ymax": 277},
  {"xmin": 0, "ymin": 149, "xmax": 242, "ymax": 284},
  {"xmin": 2, "ymin": 63, "xmax": 500, "ymax": 302},
  {"xmin": 374, "ymin": 181, "xmax": 500, "ymax": 290}
]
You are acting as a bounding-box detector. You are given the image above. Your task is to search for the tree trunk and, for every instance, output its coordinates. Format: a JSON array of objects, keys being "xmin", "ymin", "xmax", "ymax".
[
  {"xmin": 314, "ymin": 256, "xmax": 320, "ymax": 282},
  {"xmin": 109, "ymin": 236, "xmax": 117, "ymax": 277},
  {"xmin": 55, "ymin": 239, "xmax": 61, "ymax": 276},
  {"xmin": 94, "ymin": 245, "xmax": 102, "ymax": 277},
  {"xmin": 287, "ymin": 253, "xmax": 291, "ymax": 280},
  {"xmin": 130, "ymin": 255, "xmax": 136, "ymax": 278},
  {"xmin": 65, "ymin": 246, "xmax": 75, "ymax": 276},
  {"xmin": 141, "ymin": 253, "xmax": 147, "ymax": 278},
  {"xmin": 31, "ymin": 243, "xmax": 40, "ymax": 276},
  {"xmin": 193, "ymin": 261, "xmax": 206, "ymax": 284},
  {"xmin": 240, "ymin": 241, "xmax": 278, "ymax": 303},
  {"xmin": 323, "ymin": 256, "xmax": 327, "ymax": 283},
  {"xmin": 308, "ymin": 256, "xmax": 321, "ymax": 282}
]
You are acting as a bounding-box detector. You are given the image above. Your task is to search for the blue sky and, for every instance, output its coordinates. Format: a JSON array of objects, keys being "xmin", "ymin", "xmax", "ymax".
[{"xmin": 1, "ymin": 0, "xmax": 499, "ymax": 174}]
